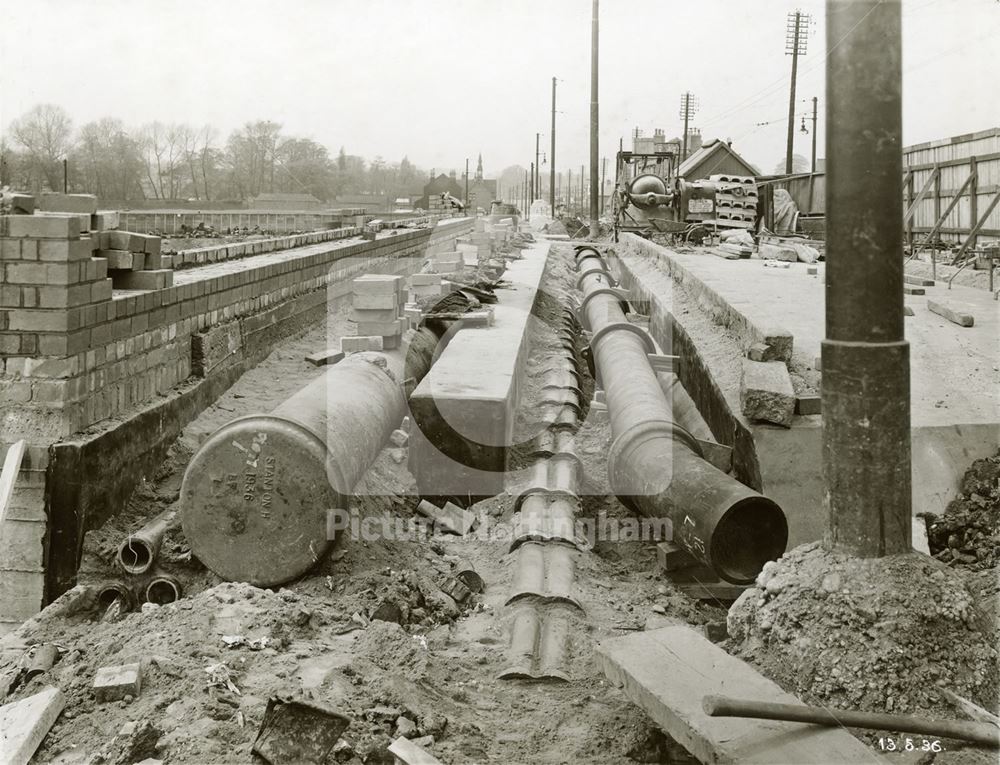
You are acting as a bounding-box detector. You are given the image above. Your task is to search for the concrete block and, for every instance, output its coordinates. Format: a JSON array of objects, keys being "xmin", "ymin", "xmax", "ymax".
[
  {"xmin": 761, "ymin": 328, "xmax": 793, "ymax": 362},
  {"xmin": 903, "ymin": 285, "xmax": 925, "ymax": 295},
  {"xmin": 9, "ymin": 194, "xmax": 36, "ymax": 214},
  {"xmin": 106, "ymin": 230, "xmax": 132, "ymax": 250},
  {"xmin": 0, "ymin": 686, "xmax": 65, "ymax": 765},
  {"xmin": 410, "ymin": 273, "xmax": 443, "ymax": 286},
  {"xmin": 352, "ymin": 293, "xmax": 398, "ymax": 309},
  {"xmin": 389, "ymin": 429, "xmax": 408, "ymax": 447},
  {"xmin": 341, "ymin": 335, "xmax": 383, "ymax": 353},
  {"xmin": 91, "ymin": 211, "xmax": 119, "ymax": 231},
  {"xmin": 37, "ymin": 238, "xmax": 91, "ymax": 262},
  {"xmin": 1, "ymin": 214, "xmax": 81, "ymax": 239},
  {"xmin": 142, "ymin": 235, "xmax": 162, "ymax": 256},
  {"xmin": 356, "ymin": 320, "xmax": 403, "ymax": 336},
  {"xmin": 353, "ymin": 274, "xmax": 403, "ymax": 295},
  {"xmin": 111, "ymin": 269, "xmax": 172, "ymax": 291},
  {"xmin": 382, "ymin": 334, "xmax": 400, "ymax": 350},
  {"xmin": 93, "ymin": 662, "xmax": 142, "ymax": 702},
  {"xmin": 927, "ymin": 299, "xmax": 974, "ymax": 327},
  {"xmin": 350, "ymin": 307, "xmax": 399, "ymax": 323},
  {"xmin": 102, "ymin": 249, "xmax": 141, "ymax": 270},
  {"xmin": 38, "ymin": 192, "xmax": 98, "ymax": 215},
  {"xmin": 740, "ymin": 359, "xmax": 795, "ymax": 428},
  {"xmin": 304, "ymin": 349, "xmax": 345, "ymax": 366},
  {"xmin": 794, "ymin": 395, "xmax": 822, "ymax": 416}
]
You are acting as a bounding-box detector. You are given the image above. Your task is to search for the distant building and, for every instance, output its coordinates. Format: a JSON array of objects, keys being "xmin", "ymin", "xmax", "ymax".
[
  {"xmin": 466, "ymin": 154, "xmax": 497, "ymax": 213},
  {"xmin": 414, "ymin": 172, "xmax": 463, "ymax": 211},
  {"xmin": 333, "ymin": 193, "xmax": 389, "ymax": 213},
  {"xmin": 678, "ymin": 139, "xmax": 760, "ymax": 180},
  {"xmin": 248, "ymin": 192, "xmax": 324, "ymax": 211}
]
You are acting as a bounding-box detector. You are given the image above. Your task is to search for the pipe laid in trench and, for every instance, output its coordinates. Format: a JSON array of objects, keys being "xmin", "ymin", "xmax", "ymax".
[
  {"xmin": 180, "ymin": 326, "xmax": 444, "ymax": 587},
  {"xmin": 117, "ymin": 509, "xmax": 175, "ymax": 575},
  {"xmin": 575, "ymin": 248, "xmax": 787, "ymax": 583}
]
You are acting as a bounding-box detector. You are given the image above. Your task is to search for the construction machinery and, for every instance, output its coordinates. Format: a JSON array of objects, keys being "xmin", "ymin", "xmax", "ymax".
[{"xmin": 611, "ymin": 149, "xmax": 759, "ymax": 242}]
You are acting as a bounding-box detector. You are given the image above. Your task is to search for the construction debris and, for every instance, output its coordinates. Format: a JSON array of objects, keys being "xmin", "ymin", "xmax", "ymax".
[{"xmin": 0, "ymin": 686, "xmax": 65, "ymax": 765}]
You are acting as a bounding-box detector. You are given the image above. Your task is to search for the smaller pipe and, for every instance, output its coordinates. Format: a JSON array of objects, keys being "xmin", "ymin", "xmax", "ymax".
[
  {"xmin": 703, "ymin": 695, "xmax": 1000, "ymax": 748},
  {"xmin": 145, "ymin": 574, "xmax": 182, "ymax": 605},
  {"xmin": 117, "ymin": 509, "xmax": 175, "ymax": 575},
  {"xmin": 96, "ymin": 581, "xmax": 134, "ymax": 612},
  {"xmin": 25, "ymin": 644, "xmax": 59, "ymax": 679}
]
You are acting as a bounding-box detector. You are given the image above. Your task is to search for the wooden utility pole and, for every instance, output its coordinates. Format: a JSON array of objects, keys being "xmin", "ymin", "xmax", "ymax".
[
  {"xmin": 464, "ymin": 158, "xmax": 469, "ymax": 209},
  {"xmin": 785, "ymin": 10, "xmax": 810, "ymax": 174},
  {"xmin": 550, "ymin": 77, "xmax": 557, "ymax": 213},
  {"xmin": 589, "ymin": 0, "xmax": 600, "ymax": 235},
  {"xmin": 679, "ymin": 92, "xmax": 697, "ymax": 162},
  {"xmin": 823, "ymin": 0, "xmax": 910, "ymax": 556},
  {"xmin": 600, "ymin": 157, "xmax": 607, "ymax": 214},
  {"xmin": 810, "ymin": 96, "xmax": 818, "ymax": 172}
]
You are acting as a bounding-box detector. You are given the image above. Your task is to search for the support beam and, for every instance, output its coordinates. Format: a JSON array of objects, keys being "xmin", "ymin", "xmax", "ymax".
[
  {"xmin": 950, "ymin": 187, "xmax": 1000, "ymax": 265},
  {"xmin": 823, "ymin": 0, "xmax": 911, "ymax": 557},
  {"xmin": 903, "ymin": 166, "xmax": 939, "ymax": 225}
]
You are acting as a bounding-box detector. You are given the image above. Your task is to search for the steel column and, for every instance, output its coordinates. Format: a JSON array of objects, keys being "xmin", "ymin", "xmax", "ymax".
[{"xmin": 823, "ymin": 0, "xmax": 911, "ymax": 556}]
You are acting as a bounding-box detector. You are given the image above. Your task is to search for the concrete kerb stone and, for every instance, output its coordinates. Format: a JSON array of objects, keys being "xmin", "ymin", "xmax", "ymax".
[{"xmin": 740, "ymin": 359, "xmax": 795, "ymax": 428}]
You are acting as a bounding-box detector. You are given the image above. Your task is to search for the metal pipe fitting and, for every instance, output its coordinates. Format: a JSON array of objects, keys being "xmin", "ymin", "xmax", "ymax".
[
  {"xmin": 577, "ymin": 252, "xmax": 787, "ymax": 583},
  {"xmin": 144, "ymin": 574, "xmax": 182, "ymax": 605},
  {"xmin": 117, "ymin": 509, "xmax": 175, "ymax": 575}
]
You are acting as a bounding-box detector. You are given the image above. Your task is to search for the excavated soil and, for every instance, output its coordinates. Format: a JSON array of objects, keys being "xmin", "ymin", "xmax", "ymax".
[
  {"xmin": 1, "ymin": 241, "xmax": 726, "ymax": 764},
  {"xmin": 727, "ymin": 540, "xmax": 999, "ymax": 759}
]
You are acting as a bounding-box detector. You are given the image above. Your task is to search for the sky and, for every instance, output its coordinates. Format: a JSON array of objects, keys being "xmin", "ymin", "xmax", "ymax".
[{"xmin": 1, "ymin": 0, "xmax": 998, "ymax": 179}]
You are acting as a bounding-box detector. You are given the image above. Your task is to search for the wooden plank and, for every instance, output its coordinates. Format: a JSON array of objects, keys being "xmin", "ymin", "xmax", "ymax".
[
  {"xmin": 304, "ymin": 348, "xmax": 346, "ymax": 367},
  {"xmin": 0, "ymin": 440, "xmax": 26, "ymax": 534},
  {"xmin": 928, "ymin": 299, "xmax": 974, "ymax": 327},
  {"xmin": 903, "ymin": 285, "xmax": 925, "ymax": 295},
  {"xmin": 903, "ymin": 274, "xmax": 934, "ymax": 286},
  {"xmin": 648, "ymin": 353, "xmax": 680, "ymax": 374},
  {"xmin": 388, "ymin": 736, "xmax": 443, "ymax": 765},
  {"xmin": 596, "ymin": 626, "xmax": 884, "ymax": 764},
  {"xmin": 0, "ymin": 686, "xmax": 66, "ymax": 765}
]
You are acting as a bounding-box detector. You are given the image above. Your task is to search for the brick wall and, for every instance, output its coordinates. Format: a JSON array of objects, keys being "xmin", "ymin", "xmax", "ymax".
[{"xmin": 0, "ymin": 214, "xmax": 474, "ymax": 631}]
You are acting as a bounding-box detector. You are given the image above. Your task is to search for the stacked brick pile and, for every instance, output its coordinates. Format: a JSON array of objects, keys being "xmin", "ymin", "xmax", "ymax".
[
  {"xmin": 429, "ymin": 250, "xmax": 463, "ymax": 273},
  {"xmin": 408, "ymin": 273, "xmax": 443, "ymax": 304},
  {"xmin": 0, "ymin": 206, "xmax": 114, "ymax": 359},
  {"xmin": 348, "ymin": 274, "xmax": 406, "ymax": 350},
  {"xmin": 709, "ymin": 175, "xmax": 759, "ymax": 228},
  {"xmin": 97, "ymin": 230, "xmax": 172, "ymax": 290}
]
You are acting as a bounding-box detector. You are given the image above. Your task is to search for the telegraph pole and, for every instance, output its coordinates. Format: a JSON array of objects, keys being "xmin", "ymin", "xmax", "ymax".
[
  {"xmin": 589, "ymin": 0, "xmax": 600, "ymax": 236},
  {"xmin": 810, "ymin": 95, "xmax": 818, "ymax": 172},
  {"xmin": 550, "ymin": 77, "xmax": 557, "ymax": 213},
  {"xmin": 535, "ymin": 133, "xmax": 541, "ymax": 200},
  {"xmin": 823, "ymin": 0, "xmax": 909, "ymax": 556},
  {"xmin": 464, "ymin": 158, "xmax": 469, "ymax": 209},
  {"xmin": 785, "ymin": 9, "xmax": 810, "ymax": 174},
  {"xmin": 679, "ymin": 92, "xmax": 698, "ymax": 162},
  {"xmin": 529, "ymin": 162, "xmax": 535, "ymax": 217},
  {"xmin": 600, "ymin": 157, "xmax": 607, "ymax": 214},
  {"xmin": 568, "ymin": 168, "xmax": 572, "ymax": 208}
]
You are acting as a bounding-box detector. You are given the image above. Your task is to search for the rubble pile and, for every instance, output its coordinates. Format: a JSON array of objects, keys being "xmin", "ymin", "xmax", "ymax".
[
  {"xmin": 727, "ymin": 541, "xmax": 999, "ymax": 727},
  {"xmin": 927, "ymin": 450, "xmax": 1000, "ymax": 569}
]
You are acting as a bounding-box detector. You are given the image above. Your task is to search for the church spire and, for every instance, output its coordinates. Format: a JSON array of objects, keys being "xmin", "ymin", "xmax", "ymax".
[{"xmin": 475, "ymin": 154, "xmax": 483, "ymax": 181}]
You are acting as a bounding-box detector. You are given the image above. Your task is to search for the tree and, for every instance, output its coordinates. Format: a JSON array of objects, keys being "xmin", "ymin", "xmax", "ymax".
[
  {"xmin": 773, "ymin": 153, "xmax": 810, "ymax": 174},
  {"xmin": 8, "ymin": 104, "xmax": 73, "ymax": 191},
  {"xmin": 72, "ymin": 118, "xmax": 144, "ymax": 200}
]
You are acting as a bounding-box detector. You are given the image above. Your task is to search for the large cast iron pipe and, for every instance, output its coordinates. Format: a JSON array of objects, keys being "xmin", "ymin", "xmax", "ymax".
[
  {"xmin": 180, "ymin": 327, "xmax": 443, "ymax": 586},
  {"xmin": 576, "ymin": 250, "xmax": 787, "ymax": 583}
]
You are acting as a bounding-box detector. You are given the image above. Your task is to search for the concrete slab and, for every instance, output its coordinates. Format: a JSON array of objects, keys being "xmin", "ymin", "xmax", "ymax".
[
  {"xmin": 407, "ymin": 241, "xmax": 550, "ymax": 499},
  {"xmin": 627, "ymin": 244, "xmax": 998, "ymax": 429},
  {"xmin": 0, "ymin": 686, "xmax": 65, "ymax": 765},
  {"xmin": 597, "ymin": 626, "xmax": 882, "ymax": 764}
]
